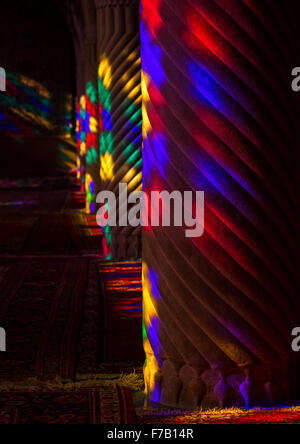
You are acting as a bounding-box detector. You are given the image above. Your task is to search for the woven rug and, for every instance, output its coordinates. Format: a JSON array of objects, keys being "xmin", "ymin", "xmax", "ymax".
[
  {"xmin": 0, "ymin": 258, "xmax": 89, "ymax": 381},
  {"xmin": 0, "ymin": 386, "xmax": 136, "ymax": 424},
  {"xmin": 98, "ymin": 261, "xmax": 144, "ymax": 363}
]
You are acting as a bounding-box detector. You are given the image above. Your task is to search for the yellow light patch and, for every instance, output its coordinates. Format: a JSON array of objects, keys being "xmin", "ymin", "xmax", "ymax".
[
  {"xmin": 126, "ymin": 51, "xmax": 138, "ymax": 63},
  {"xmin": 77, "ymin": 157, "xmax": 81, "ymax": 179},
  {"xmin": 143, "ymin": 262, "xmax": 158, "ymax": 327},
  {"xmin": 143, "ymin": 262, "xmax": 160, "ymax": 399},
  {"xmin": 80, "ymin": 141, "xmax": 87, "ymax": 156},
  {"xmin": 10, "ymin": 107, "xmax": 53, "ymax": 130},
  {"xmin": 19, "ymin": 75, "xmax": 51, "ymax": 99},
  {"xmin": 142, "ymin": 103, "xmax": 151, "ymax": 140},
  {"xmin": 123, "ymin": 77, "xmax": 135, "ymax": 93},
  {"xmin": 128, "ymin": 172, "xmax": 142, "ymax": 192},
  {"xmin": 128, "ymin": 85, "xmax": 141, "ymax": 101},
  {"xmin": 80, "ymin": 95, "xmax": 86, "ymax": 110},
  {"xmin": 85, "ymin": 173, "xmax": 93, "ymax": 213},
  {"xmin": 122, "ymin": 167, "xmax": 136, "ymax": 184},
  {"xmin": 89, "ymin": 116, "xmax": 98, "ymax": 133},
  {"xmin": 100, "ymin": 151, "xmax": 114, "ymax": 181},
  {"xmin": 99, "ymin": 56, "xmax": 112, "ymax": 89},
  {"xmin": 141, "ymin": 71, "xmax": 150, "ymax": 103},
  {"xmin": 141, "ymin": 72, "xmax": 152, "ymax": 139}
]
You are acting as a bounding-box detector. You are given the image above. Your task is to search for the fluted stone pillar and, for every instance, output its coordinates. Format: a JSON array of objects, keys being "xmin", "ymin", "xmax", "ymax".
[
  {"xmin": 141, "ymin": 0, "xmax": 299, "ymax": 409},
  {"xmin": 95, "ymin": 0, "xmax": 142, "ymax": 260}
]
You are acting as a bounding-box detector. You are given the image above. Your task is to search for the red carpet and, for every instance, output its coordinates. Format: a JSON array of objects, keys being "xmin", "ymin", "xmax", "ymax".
[
  {"xmin": 0, "ymin": 178, "xmax": 141, "ymax": 424},
  {"xmin": 0, "ymin": 387, "xmax": 136, "ymax": 424},
  {"xmin": 98, "ymin": 261, "xmax": 144, "ymax": 364}
]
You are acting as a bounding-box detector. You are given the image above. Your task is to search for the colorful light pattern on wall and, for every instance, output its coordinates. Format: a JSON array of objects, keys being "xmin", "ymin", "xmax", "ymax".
[
  {"xmin": 85, "ymin": 81, "xmax": 98, "ymax": 214},
  {"xmin": 98, "ymin": 56, "xmax": 113, "ymax": 259},
  {"xmin": 76, "ymin": 95, "xmax": 87, "ymax": 191},
  {"xmin": 141, "ymin": 0, "xmax": 166, "ymax": 405},
  {"xmin": 143, "ymin": 262, "xmax": 161, "ymax": 404},
  {"xmin": 99, "ymin": 261, "xmax": 142, "ymax": 320},
  {"xmin": 0, "ymin": 72, "xmax": 53, "ymax": 142},
  {"xmin": 97, "ymin": 46, "xmax": 143, "ymax": 260},
  {"xmin": 99, "ymin": 56, "xmax": 114, "ymax": 182},
  {"xmin": 76, "ymin": 81, "xmax": 99, "ymax": 209}
]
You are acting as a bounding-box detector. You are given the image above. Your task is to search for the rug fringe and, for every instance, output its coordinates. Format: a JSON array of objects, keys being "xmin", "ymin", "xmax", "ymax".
[{"xmin": 0, "ymin": 372, "xmax": 144, "ymax": 393}]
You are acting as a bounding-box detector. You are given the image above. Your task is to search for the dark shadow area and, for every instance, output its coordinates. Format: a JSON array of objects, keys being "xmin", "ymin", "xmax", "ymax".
[{"xmin": 0, "ymin": 0, "xmax": 76, "ymax": 177}]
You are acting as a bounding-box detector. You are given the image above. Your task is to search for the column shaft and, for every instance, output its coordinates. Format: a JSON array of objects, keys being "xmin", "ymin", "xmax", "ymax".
[{"xmin": 141, "ymin": 0, "xmax": 299, "ymax": 409}]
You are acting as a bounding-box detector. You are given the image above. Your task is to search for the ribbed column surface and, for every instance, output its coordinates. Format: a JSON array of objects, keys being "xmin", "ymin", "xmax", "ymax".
[
  {"xmin": 96, "ymin": 0, "xmax": 142, "ymax": 259},
  {"xmin": 141, "ymin": 0, "xmax": 299, "ymax": 409}
]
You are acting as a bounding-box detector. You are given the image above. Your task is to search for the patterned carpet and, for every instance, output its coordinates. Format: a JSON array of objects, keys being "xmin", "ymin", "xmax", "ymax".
[
  {"xmin": 0, "ymin": 177, "xmax": 140, "ymax": 423},
  {"xmin": 0, "ymin": 387, "xmax": 136, "ymax": 424},
  {"xmin": 0, "ymin": 258, "xmax": 89, "ymax": 380}
]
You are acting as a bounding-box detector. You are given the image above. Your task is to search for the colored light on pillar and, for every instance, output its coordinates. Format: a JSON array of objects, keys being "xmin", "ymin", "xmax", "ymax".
[
  {"xmin": 0, "ymin": 71, "xmax": 53, "ymax": 141},
  {"xmin": 143, "ymin": 262, "xmax": 162, "ymax": 402},
  {"xmin": 100, "ymin": 151, "xmax": 114, "ymax": 181}
]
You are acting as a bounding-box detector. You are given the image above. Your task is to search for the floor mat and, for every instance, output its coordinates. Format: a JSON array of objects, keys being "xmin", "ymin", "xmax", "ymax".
[
  {"xmin": 98, "ymin": 261, "xmax": 144, "ymax": 363},
  {"xmin": 0, "ymin": 386, "xmax": 136, "ymax": 424},
  {"xmin": 0, "ymin": 258, "xmax": 89, "ymax": 381}
]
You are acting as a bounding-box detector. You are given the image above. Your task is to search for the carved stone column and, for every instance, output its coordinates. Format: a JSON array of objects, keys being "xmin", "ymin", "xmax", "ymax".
[
  {"xmin": 141, "ymin": 0, "xmax": 299, "ymax": 409},
  {"xmin": 95, "ymin": 0, "xmax": 142, "ymax": 260}
]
